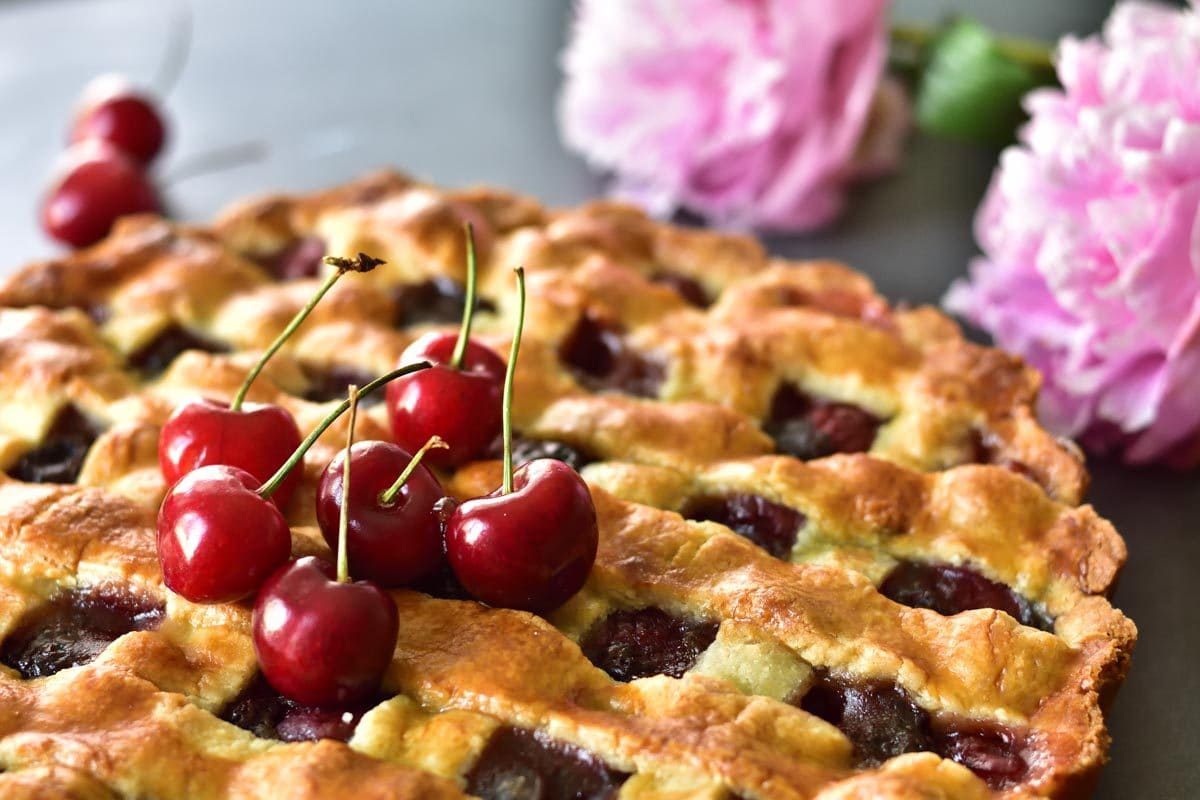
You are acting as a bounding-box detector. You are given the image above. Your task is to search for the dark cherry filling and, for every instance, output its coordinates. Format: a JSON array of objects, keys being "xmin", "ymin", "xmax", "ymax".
[
  {"xmin": 968, "ymin": 430, "xmax": 1043, "ymax": 487},
  {"xmin": 220, "ymin": 674, "xmax": 372, "ymax": 743},
  {"xmin": 683, "ymin": 493, "xmax": 806, "ymax": 560},
  {"xmin": 128, "ymin": 324, "xmax": 230, "ymax": 377},
  {"xmin": 0, "ymin": 587, "xmax": 164, "ymax": 679},
  {"xmin": 559, "ymin": 315, "xmax": 664, "ymax": 398},
  {"xmin": 579, "ymin": 608, "xmax": 718, "ymax": 682},
  {"xmin": 465, "ymin": 726, "xmax": 629, "ymax": 800},
  {"xmin": 301, "ymin": 364, "xmax": 383, "ymax": 407},
  {"xmin": 484, "ymin": 434, "xmax": 597, "ymax": 472},
  {"xmin": 258, "ymin": 236, "xmax": 326, "ymax": 281},
  {"xmin": 7, "ymin": 405, "xmax": 102, "ymax": 484},
  {"xmin": 648, "ymin": 270, "xmax": 710, "ymax": 308},
  {"xmin": 392, "ymin": 277, "xmax": 497, "ymax": 328},
  {"xmin": 795, "ymin": 672, "xmax": 1032, "ymax": 789},
  {"xmin": 765, "ymin": 384, "xmax": 881, "ymax": 460},
  {"xmin": 879, "ymin": 561, "xmax": 1053, "ymax": 631}
]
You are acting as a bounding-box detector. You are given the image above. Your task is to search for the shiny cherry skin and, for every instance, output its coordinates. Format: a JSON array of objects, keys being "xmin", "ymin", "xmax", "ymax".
[
  {"xmin": 445, "ymin": 459, "xmax": 598, "ymax": 612},
  {"xmin": 386, "ymin": 332, "xmax": 505, "ymax": 469},
  {"xmin": 253, "ymin": 556, "xmax": 399, "ymax": 707},
  {"xmin": 159, "ymin": 398, "xmax": 303, "ymax": 510},
  {"xmin": 71, "ymin": 79, "xmax": 167, "ymax": 164},
  {"xmin": 156, "ymin": 465, "xmax": 292, "ymax": 603},
  {"xmin": 42, "ymin": 143, "xmax": 160, "ymax": 248},
  {"xmin": 315, "ymin": 440, "xmax": 446, "ymax": 587}
]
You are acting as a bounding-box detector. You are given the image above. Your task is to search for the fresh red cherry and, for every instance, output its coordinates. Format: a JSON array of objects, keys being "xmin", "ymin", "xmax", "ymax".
[
  {"xmin": 315, "ymin": 436, "xmax": 448, "ymax": 587},
  {"xmin": 157, "ymin": 465, "xmax": 292, "ymax": 603},
  {"xmin": 386, "ymin": 225, "xmax": 505, "ymax": 468},
  {"xmin": 253, "ymin": 556, "xmax": 398, "ymax": 707},
  {"xmin": 445, "ymin": 268, "xmax": 599, "ymax": 612},
  {"xmin": 156, "ymin": 362, "xmax": 431, "ymax": 603},
  {"xmin": 255, "ymin": 387, "xmax": 398, "ymax": 706},
  {"xmin": 160, "ymin": 399, "xmax": 302, "ymax": 508},
  {"xmin": 41, "ymin": 143, "xmax": 160, "ymax": 248},
  {"xmin": 157, "ymin": 253, "xmax": 384, "ymax": 508},
  {"xmin": 70, "ymin": 76, "xmax": 167, "ymax": 164}
]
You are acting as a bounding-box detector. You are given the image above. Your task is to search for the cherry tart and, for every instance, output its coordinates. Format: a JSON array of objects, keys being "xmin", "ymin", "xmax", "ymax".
[{"xmin": 0, "ymin": 171, "xmax": 1133, "ymax": 799}]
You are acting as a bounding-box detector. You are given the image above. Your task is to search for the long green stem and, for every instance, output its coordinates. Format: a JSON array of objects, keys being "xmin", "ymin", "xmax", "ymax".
[
  {"xmin": 336, "ymin": 385, "xmax": 359, "ymax": 584},
  {"xmin": 450, "ymin": 223, "xmax": 479, "ymax": 371},
  {"xmin": 501, "ymin": 267, "xmax": 526, "ymax": 495},
  {"xmin": 257, "ymin": 361, "xmax": 429, "ymax": 499},
  {"xmin": 378, "ymin": 435, "xmax": 448, "ymax": 506},
  {"xmin": 231, "ymin": 253, "xmax": 384, "ymax": 411}
]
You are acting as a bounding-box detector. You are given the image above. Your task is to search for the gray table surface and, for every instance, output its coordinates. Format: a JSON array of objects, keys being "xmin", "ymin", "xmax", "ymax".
[{"xmin": 0, "ymin": 1, "xmax": 1195, "ymax": 797}]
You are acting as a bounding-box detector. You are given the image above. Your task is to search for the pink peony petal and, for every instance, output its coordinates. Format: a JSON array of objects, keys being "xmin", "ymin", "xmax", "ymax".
[{"xmin": 947, "ymin": 0, "xmax": 1200, "ymax": 466}]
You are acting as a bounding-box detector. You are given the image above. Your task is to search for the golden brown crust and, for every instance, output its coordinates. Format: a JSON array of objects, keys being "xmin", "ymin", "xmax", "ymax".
[{"xmin": 0, "ymin": 170, "xmax": 1134, "ymax": 798}]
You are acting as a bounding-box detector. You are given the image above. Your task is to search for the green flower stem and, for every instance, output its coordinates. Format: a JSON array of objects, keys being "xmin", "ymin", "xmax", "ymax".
[
  {"xmin": 336, "ymin": 385, "xmax": 359, "ymax": 585},
  {"xmin": 378, "ymin": 435, "xmax": 448, "ymax": 505},
  {"xmin": 450, "ymin": 224, "xmax": 479, "ymax": 371},
  {"xmin": 501, "ymin": 268, "xmax": 526, "ymax": 496}
]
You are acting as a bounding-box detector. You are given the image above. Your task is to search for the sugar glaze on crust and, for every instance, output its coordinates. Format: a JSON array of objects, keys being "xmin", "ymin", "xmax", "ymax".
[{"xmin": 0, "ymin": 171, "xmax": 1133, "ymax": 798}]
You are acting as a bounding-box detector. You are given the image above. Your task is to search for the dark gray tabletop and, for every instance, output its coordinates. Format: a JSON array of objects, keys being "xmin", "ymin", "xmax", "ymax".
[{"xmin": 0, "ymin": 1, "xmax": 1194, "ymax": 797}]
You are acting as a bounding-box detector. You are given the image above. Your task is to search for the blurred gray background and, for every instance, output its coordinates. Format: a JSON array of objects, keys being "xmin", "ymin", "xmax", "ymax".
[{"xmin": 0, "ymin": 1, "xmax": 1195, "ymax": 798}]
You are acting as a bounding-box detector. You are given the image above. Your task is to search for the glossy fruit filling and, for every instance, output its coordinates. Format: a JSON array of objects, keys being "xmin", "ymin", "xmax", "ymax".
[
  {"xmin": 7, "ymin": 405, "xmax": 102, "ymax": 484},
  {"xmin": 0, "ymin": 587, "xmax": 164, "ymax": 678},
  {"xmin": 128, "ymin": 324, "xmax": 229, "ymax": 376},
  {"xmin": 579, "ymin": 608, "xmax": 718, "ymax": 682},
  {"xmin": 648, "ymin": 270, "xmax": 710, "ymax": 308},
  {"xmin": 220, "ymin": 674, "xmax": 373, "ymax": 743},
  {"xmin": 796, "ymin": 672, "xmax": 1032, "ymax": 789},
  {"xmin": 301, "ymin": 363, "xmax": 382, "ymax": 406},
  {"xmin": 683, "ymin": 493, "xmax": 806, "ymax": 560},
  {"xmin": 392, "ymin": 277, "xmax": 496, "ymax": 328},
  {"xmin": 765, "ymin": 384, "xmax": 880, "ymax": 460},
  {"xmin": 465, "ymin": 726, "xmax": 629, "ymax": 800},
  {"xmin": 559, "ymin": 314, "xmax": 664, "ymax": 398},
  {"xmin": 257, "ymin": 236, "xmax": 326, "ymax": 281},
  {"xmin": 879, "ymin": 560, "xmax": 1053, "ymax": 631}
]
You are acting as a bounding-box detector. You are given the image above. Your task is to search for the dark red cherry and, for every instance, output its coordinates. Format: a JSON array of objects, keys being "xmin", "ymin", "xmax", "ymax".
[
  {"xmin": 315, "ymin": 440, "xmax": 446, "ymax": 587},
  {"xmin": 156, "ymin": 465, "xmax": 292, "ymax": 603},
  {"xmin": 252, "ymin": 556, "xmax": 398, "ymax": 707},
  {"xmin": 42, "ymin": 143, "xmax": 160, "ymax": 248},
  {"xmin": 159, "ymin": 398, "xmax": 303, "ymax": 509},
  {"xmin": 446, "ymin": 459, "xmax": 598, "ymax": 612},
  {"xmin": 386, "ymin": 332, "xmax": 505, "ymax": 469},
  {"xmin": 70, "ymin": 77, "xmax": 167, "ymax": 164}
]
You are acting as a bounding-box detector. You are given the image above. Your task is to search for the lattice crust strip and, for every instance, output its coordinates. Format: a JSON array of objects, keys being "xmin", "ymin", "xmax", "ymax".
[{"xmin": 0, "ymin": 171, "xmax": 1134, "ymax": 799}]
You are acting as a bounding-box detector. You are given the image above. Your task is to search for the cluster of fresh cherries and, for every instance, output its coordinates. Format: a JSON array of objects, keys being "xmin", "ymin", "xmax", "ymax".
[
  {"xmin": 154, "ymin": 235, "xmax": 599, "ymax": 709},
  {"xmin": 42, "ymin": 75, "xmax": 166, "ymax": 249}
]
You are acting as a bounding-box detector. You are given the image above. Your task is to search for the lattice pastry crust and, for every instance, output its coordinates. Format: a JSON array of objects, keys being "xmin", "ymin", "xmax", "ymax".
[{"xmin": 0, "ymin": 171, "xmax": 1133, "ymax": 799}]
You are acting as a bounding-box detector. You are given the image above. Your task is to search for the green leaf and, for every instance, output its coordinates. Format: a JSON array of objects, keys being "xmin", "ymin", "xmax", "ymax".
[{"xmin": 912, "ymin": 18, "xmax": 1056, "ymax": 146}]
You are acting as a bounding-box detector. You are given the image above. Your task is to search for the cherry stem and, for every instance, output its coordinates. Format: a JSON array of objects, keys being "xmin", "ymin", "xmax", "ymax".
[
  {"xmin": 501, "ymin": 267, "xmax": 526, "ymax": 495},
  {"xmin": 336, "ymin": 385, "xmax": 359, "ymax": 584},
  {"xmin": 230, "ymin": 253, "xmax": 383, "ymax": 412},
  {"xmin": 257, "ymin": 361, "xmax": 429, "ymax": 500},
  {"xmin": 449, "ymin": 223, "xmax": 479, "ymax": 371},
  {"xmin": 378, "ymin": 435, "xmax": 449, "ymax": 506}
]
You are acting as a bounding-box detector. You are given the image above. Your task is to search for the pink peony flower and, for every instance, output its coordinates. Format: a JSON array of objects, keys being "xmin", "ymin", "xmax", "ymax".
[
  {"xmin": 557, "ymin": 0, "xmax": 901, "ymax": 232},
  {"xmin": 946, "ymin": 0, "xmax": 1200, "ymax": 467}
]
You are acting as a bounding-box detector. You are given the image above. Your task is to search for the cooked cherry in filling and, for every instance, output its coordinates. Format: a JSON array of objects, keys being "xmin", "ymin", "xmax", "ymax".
[
  {"xmin": 392, "ymin": 277, "xmax": 497, "ymax": 328},
  {"xmin": 301, "ymin": 363, "xmax": 383, "ymax": 406},
  {"xmin": 796, "ymin": 672, "xmax": 1031, "ymax": 789},
  {"xmin": 683, "ymin": 493, "xmax": 806, "ymax": 560},
  {"xmin": 7, "ymin": 405, "xmax": 102, "ymax": 484},
  {"xmin": 465, "ymin": 726, "xmax": 629, "ymax": 800},
  {"xmin": 559, "ymin": 314, "xmax": 664, "ymax": 398},
  {"xmin": 968, "ymin": 430, "xmax": 1044, "ymax": 488},
  {"xmin": 258, "ymin": 236, "xmax": 326, "ymax": 281},
  {"xmin": 484, "ymin": 434, "xmax": 597, "ymax": 472},
  {"xmin": 880, "ymin": 561, "xmax": 1053, "ymax": 631},
  {"xmin": 765, "ymin": 384, "xmax": 881, "ymax": 460},
  {"xmin": 579, "ymin": 608, "xmax": 718, "ymax": 682},
  {"xmin": 220, "ymin": 674, "xmax": 371, "ymax": 743},
  {"xmin": 648, "ymin": 270, "xmax": 710, "ymax": 308},
  {"xmin": 0, "ymin": 587, "xmax": 164, "ymax": 679},
  {"xmin": 128, "ymin": 323, "xmax": 230, "ymax": 377}
]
